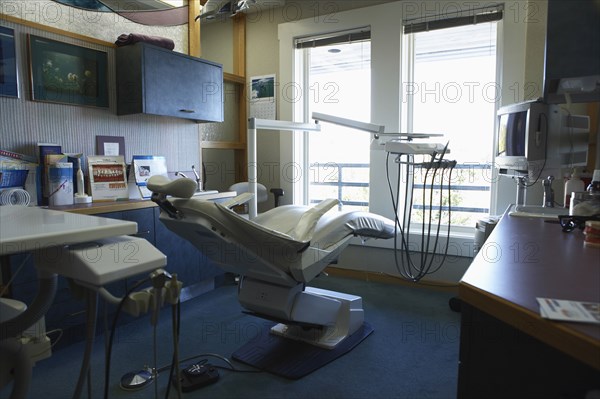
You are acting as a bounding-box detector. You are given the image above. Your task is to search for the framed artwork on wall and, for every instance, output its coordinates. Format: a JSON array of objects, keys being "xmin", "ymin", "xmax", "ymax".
[
  {"xmin": 28, "ymin": 34, "xmax": 108, "ymax": 107},
  {"xmin": 0, "ymin": 26, "xmax": 18, "ymax": 98}
]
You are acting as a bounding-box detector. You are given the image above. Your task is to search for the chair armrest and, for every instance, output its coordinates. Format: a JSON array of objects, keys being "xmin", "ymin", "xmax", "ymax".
[{"xmin": 220, "ymin": 193, "xmax": 254, "ymax": 209}]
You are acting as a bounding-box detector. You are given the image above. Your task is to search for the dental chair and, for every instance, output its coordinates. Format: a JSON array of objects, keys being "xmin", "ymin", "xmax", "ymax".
[{"xmin": 147, "ymin": 176, "xmax": 395, "ymax": 350}]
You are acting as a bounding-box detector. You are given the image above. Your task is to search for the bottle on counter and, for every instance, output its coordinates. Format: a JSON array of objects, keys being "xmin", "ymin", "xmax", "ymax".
[
  {"xmin": 564, "ymin": 168, "xmax": 585, "ymax": 209},
  {"xmin": 572, "ymin": 169, "xmax": 600, "ymax": 216},
  {"xmin": 587, "ymin": 169, "xmax": 600, "ymax": 194}
]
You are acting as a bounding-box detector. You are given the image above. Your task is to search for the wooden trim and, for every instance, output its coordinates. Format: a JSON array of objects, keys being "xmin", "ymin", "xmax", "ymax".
[
  {"xmin": 188, "ymin": 0, "xmax": 201, "ymax": 57},
  {"xmin": 232, "ymin": 14, "xmax": 247, "ymax": 182},
  {"xmin": 224, "ymin": 72, "xmax": 246, "ymax": 84},
  {"xmin": 325, "ymin": 267, "xmax": 459, "ymax": 294},
  {"xmin": 202, "ymin": 141, "xmax": 246, "ymax": 150},
  {"xmin": 232, "ymin": 14, "xmax": 246, "ymax": 78},
  {"xmin": 0, "ymin": 14, "xmax": 115, "ymax": 47},
  {"xmin": 459, "ymin": 281, "xmax": 600, "ymax": 371},
  {"xmin": 235, "ymin": 148, "xmax": 248, "ymax": 182}
]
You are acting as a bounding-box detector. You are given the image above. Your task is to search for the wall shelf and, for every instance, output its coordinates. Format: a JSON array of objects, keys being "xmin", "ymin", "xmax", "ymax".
[
  {"xmin": 202, "ymin": 141, "xmax": 246, "ymax": 150},
  {"xmin": 201, "ymin": 14, "xmax": 248, "ymax": 182},
  {"xmin": 224, "ymin": 72, "xmax": 246, "ymax": 85}
]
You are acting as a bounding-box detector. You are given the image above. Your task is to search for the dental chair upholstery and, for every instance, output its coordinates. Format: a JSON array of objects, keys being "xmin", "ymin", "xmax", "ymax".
[
  {"xmin": 148, "ymin": 176, "xmax": 395, "ymax": 349},
  {"xmin": 228, "ymin": 181, "xmax": 285, "ymax": 211}
]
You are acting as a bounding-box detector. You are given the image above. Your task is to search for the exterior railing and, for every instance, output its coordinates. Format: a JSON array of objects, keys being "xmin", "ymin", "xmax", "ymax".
[{"xmin": 309, "ymin": 162, "xmax": 492, "ymax": 217}]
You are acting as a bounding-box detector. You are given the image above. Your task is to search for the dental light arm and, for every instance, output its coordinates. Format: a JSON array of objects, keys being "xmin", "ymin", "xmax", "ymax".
[
  {"xmin": 248, "ymin": 113, "xmax": 392, "ymax": 219},
  {"xmin": 247, "ymin": 117, "xmax": 321, "ymax": 219},
  {"xmin": 312, "ymin": 112, "xmax": 385, "ymax": 136}
]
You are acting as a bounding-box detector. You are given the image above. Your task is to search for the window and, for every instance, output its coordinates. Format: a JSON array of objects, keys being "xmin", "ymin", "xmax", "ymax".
[
  {"xmin": 404, "ymin": 20, "xmax": 499, "ymax": 228},
  {"xmin": 295, "ymin": 30, "xmax": 371, "ymax": 210}
]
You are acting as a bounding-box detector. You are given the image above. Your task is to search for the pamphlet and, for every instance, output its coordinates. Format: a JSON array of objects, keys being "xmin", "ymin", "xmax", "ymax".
[
  {"xmin": 537, "ymin": 297, "xmax": 600, "ymax": 324},
  {"xmin": 87, "ymin": 155, "xmax": 128, "ymax": 202},
  {"xmin": 37, "ymin": 143, "xmax": 62, "ymax": 205},
  {"xmin": 47, "ymin": 162, "xmax": 73, "ymax": 206}
]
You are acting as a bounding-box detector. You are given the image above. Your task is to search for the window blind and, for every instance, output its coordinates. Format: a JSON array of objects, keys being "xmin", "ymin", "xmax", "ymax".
[
  {"xmin": 403, "ymin": 4, "xmax": 503, "ymax": 34},
  {"xmin": 295, "ymin": 28, "xmax": 371, "ymax": 49}
]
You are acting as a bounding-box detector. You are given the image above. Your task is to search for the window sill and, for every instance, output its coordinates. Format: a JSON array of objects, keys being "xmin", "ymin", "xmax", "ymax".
[{"xmin": 349, "ymin": 227, "xmax": 476, "ymax": 259}]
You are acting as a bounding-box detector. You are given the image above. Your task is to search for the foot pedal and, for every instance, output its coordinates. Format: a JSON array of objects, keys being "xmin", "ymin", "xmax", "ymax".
[{"xmin": 174, "ymin": 363, "xmax": 219, "ymax": 392}]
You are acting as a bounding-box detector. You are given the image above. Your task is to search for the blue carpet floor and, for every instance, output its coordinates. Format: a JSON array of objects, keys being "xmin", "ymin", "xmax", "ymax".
[{"xmin": 2, "ymin": 275, "xmax": 460, "ymax": 399}]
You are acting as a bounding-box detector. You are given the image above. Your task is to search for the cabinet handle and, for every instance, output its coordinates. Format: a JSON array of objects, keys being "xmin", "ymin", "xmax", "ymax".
[{"xmin": 179, "ymin": 109, "xmax": 195, "ymax": 113}]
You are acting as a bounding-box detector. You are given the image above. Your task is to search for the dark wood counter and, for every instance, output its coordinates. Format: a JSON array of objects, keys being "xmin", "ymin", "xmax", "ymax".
[{"xmin": 458, "ymin": 207, "xmax": 600, "ymax": 398}]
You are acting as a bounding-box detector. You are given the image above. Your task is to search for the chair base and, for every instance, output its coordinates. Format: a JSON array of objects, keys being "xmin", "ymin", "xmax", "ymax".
[{"xmin": 270, "ymin": 287, "xmax": 364, "ymax": 349}]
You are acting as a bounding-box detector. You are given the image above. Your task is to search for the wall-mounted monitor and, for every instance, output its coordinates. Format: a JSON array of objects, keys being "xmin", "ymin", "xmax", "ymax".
[{"xmin": 495, "ymin": 100, "xmax": 548, "ymax": 175}]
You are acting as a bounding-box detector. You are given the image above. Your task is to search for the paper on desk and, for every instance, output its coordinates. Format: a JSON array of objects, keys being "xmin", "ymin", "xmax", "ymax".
[{"xmin": 537, "ymin": 298, "xmax": 600, "ymax": 324}]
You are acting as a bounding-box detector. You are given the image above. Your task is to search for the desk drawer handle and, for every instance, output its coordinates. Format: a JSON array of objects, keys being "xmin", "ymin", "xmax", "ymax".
[{"xmin": 179, "ymin": 109, "xmax": 195, "ymax": 113}]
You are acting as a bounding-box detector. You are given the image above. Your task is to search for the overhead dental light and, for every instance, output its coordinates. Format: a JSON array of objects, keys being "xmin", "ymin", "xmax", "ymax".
[{"xmin": 196, "ymin": 0, "xmax": 256, "ymax": 21}]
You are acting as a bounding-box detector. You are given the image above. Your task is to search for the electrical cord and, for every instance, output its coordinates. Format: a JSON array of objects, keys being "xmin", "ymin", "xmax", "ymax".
[
  {"xmin": 0, "ymin": 253, "xmax": 31, "ymax": 298},
  {"xmin": 524, "ymin": 111, "xmax": 549, "ymax": 188},
  {"xmin": 172, "ymin": 354, "xmax": 262, "ymax": 374},
  {"xmin": 153, "ymin": 306, "xmax": 159, "ymax": 399},
  {"xmin": 382, "ymin": 272, "xmax": 459, "ymax": 288},
  {"xmin": 165, "ymin": 300, "xmax": 182, "ymax": 399}
]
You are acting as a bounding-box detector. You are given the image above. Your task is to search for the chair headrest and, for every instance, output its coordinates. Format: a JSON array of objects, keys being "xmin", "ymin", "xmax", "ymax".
[{"xmin": 147, "ymin": 175, "xmax": 197, "ymax": 198}]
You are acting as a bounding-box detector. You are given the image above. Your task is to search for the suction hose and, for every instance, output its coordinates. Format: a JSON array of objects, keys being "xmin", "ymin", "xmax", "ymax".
[{"xmin": 0, "ymin": 271, "xmax": 57, "ymax": 340}]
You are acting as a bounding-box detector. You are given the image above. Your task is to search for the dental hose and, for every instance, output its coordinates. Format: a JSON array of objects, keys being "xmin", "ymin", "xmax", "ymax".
[
  {"xmin": 164, "ymin": 300, "xmax": 182, "ymax": 399},
  {"xmin": 72, "ymin": 289, "xmax": 98, "ymax": 399},
  {"xmin": 104, "ymin": 277, "xmax": 151, "ymax": 399},
  {"xmin": 386, "ymin": 150, "xmax": 455, "ymax": 282}
]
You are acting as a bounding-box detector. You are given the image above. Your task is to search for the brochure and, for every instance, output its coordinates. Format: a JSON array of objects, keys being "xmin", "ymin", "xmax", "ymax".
[
  {"xmin": 537, "ymin": 297, "xmax": 600, "ymax": 324},
  {"xmin": 47, "ymin": 162, "xmax": 73, "ymax": 206},
  {"xmin": 37, "ymin": 143, "xmax": 62, "ymax": 205},
  {"xmin": 87, "ymin": 155, "xmax": 128, "ymax": 202}
]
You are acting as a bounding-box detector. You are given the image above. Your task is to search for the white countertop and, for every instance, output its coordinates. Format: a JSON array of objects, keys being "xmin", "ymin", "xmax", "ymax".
[{"xmin": 0, "ymin": 206, "xmax": 137, "ymax": 255}]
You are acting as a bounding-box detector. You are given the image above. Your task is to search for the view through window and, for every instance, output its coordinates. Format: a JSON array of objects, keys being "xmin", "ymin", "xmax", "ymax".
[
  {"xmin": 300, "ymin": 38, "xmax": 371, "ymax": 211},
  {"xmin": 407, "ymin": 22, "xmax": 498, "ymax": 228}
]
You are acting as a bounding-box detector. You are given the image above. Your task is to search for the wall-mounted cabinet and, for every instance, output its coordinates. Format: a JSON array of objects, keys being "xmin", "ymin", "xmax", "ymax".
[{"xmin": 116, "ymin": 43, "xmax": 224, "ymax": 123}]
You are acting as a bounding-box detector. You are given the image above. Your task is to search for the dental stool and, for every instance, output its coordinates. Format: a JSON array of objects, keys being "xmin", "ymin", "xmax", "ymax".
[{"xmin": 148, "ymin": 176, "xmax": 394, "ymax": 349}]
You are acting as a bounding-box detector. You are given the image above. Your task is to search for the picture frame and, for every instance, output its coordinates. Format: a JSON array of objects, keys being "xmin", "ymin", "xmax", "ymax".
[
  {"xmin": 28, "ymin": 34, "xmax": 108, "ymax": 107},
  {"xmin": 96, "ymin": 135, "xmax": 126, "ymax": 158},
  {"xmin": 0, "ymin": 26, "xmax": 18, "ymax": 98}
]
